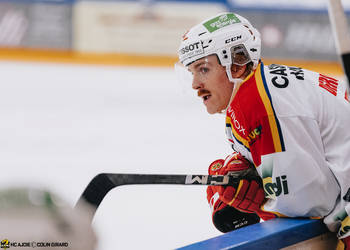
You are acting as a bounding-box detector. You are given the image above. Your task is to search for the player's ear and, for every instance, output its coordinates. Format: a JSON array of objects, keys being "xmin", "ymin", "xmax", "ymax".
[{"xmin": 231, "ymin": 64, "xmax": 247, "ymax": 78}]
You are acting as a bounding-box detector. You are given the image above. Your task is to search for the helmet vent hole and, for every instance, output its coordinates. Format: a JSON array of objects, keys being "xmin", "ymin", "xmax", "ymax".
[
  {"xmin": 198, "ymin": 32, "xmax": 207, "ymax": 36},
  {"xmin": 208, "ymin": 39, "xmax": 212, "ymax": 43}
]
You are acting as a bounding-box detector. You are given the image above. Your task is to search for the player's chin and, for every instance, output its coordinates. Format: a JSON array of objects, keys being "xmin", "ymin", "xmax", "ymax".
[{"xmin": 205, "ymin": 104, "xmax": 219, "ymax": 114}]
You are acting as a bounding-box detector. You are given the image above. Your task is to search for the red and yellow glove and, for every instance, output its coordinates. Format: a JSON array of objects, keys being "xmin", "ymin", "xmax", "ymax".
[
  {"xmin": 207, "ymin": 182, "xmax": 260, "ymax": 233},
  {"xmin": 209, "ymin": 153, "xmax": 266, "ymax": 214}
]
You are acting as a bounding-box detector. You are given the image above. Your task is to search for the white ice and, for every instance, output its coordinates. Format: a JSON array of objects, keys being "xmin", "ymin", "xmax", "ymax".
[{"xmin": 0, "ymin": 61, "xmax": 232, "ymax": 250}]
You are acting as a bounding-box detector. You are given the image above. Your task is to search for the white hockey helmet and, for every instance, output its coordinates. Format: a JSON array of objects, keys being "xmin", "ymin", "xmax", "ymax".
[{"xmin": 178, "ymin": 12, "xmax": 261, "ymax": 82}]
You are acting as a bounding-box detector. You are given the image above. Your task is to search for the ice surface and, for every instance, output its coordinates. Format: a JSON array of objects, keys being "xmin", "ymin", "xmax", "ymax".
[{"xmin": 0, "ymin": 61, "xmax": 231, "ymax": 249}]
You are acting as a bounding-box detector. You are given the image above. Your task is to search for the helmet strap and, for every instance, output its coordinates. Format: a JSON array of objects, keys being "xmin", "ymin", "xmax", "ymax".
[
  {"xmin": 219, "ymin": 64, "xmax": 244, "ymax": 114},
  {"xmin": 225, "ymin": 65, "xmax": 244, "ymax": 85}
]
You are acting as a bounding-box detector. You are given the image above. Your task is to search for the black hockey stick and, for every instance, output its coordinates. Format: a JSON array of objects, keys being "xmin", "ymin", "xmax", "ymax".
[
  {"xmin": 327, "ymin": 0, "xmax": 350, "ymax": 86},
  {"xmin": 75, "ymin": 173, "xmax": 239, "ymax": 220}
]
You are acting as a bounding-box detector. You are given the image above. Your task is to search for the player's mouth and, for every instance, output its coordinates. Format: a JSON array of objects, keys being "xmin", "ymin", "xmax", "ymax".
[
  {"xmin": 202, "ymin": 94, "xmax": 211, "ymax": 104},
  {"xmin": 198, "ymin": 89, "xmax": 211, "ymax": 104}
]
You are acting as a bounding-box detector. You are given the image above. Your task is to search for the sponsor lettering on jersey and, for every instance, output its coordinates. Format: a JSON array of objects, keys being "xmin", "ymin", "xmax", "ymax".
[
  {"xmin": 260, "ymin": 154, "xmax": 286, "ymax": 200},
  {"xmin": 268, "ymin": 64, "xmax": 305, "ymax": 89},
  {"xmin": 289, "ymin": 66, "xmax": 304, "ymax": 80},
  {"xmin": 247, "ymin": 125, "xmax": 262, "ymax": 145},
  {"xmin": 225, "ymin": 120, "xmax": 250, "ymax": 152},
  {"xmin": 260, "ymin": 155, "xmax": 289, "ymax": 200},
  {"xmin": 318, "ymin": 74, "xmax": 339, "ymax": 96},
  {"xmin": 227, "ymin": 106, "xmax": 246, "ymax": 135},
  {"xmin": 269, "ymin": 64, "xmax": 289, "ymax": 88},
  {"xmin": 264, "ymin": 175, "xmax": 289, "ymax": 199},
  {"xmin": 226, "ymin": 106, "xmax": 250, "ymax": 152}
]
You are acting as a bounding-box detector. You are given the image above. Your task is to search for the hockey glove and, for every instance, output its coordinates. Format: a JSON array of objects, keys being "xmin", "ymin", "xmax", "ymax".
[
  {"xmin": 209, "ymin": 153, "xmax": 266, "ymax": 214},
  {"xmin": 207, "ymin": 184, "xmax": 260, "ymax": 233}
]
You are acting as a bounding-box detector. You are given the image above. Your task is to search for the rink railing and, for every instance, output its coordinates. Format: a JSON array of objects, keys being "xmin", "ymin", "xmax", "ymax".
[{"xmin": 178, "ymin": 218, "xmax": 338, "ymax": 250}]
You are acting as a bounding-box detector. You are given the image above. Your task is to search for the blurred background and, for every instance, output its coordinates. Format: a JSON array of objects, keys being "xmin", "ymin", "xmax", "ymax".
[
  {"xmin": 0, "ymin": 0, "xmax": 349, "ymax": 70},
  {"xmin": 0, "ymin": 0, "xmax": 349, "ymax": 250}
]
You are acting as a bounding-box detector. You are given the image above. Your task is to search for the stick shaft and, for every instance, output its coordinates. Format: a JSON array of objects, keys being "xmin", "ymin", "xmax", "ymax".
[
  {"xmin": 75, "ymin": 173, "xmax": 238, "ymax": 220},
  {"xmin": 328, "ymin": 0, "xmax": 350, "ymax": 54}
]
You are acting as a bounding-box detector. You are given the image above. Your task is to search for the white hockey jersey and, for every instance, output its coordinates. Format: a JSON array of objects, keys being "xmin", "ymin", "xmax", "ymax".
[{"xmin": 225, "ymin": 61, "xmax": 350, "ymax": 238}]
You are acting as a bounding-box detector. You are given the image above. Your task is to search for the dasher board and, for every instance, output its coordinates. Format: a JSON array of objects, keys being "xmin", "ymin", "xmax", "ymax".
[{"xmin": 178, "ymin": 218, "xmax": 337, "ymax": 250}]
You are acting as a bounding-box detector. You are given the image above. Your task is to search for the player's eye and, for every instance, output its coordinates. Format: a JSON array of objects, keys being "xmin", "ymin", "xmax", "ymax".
[{"xmin": 199, "ymin": 67, "xmax": 209, "ymax": 74}]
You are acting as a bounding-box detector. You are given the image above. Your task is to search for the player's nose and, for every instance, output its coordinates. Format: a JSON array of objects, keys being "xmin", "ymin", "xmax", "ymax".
[{"xmin": 192, "ymin": 75, "xmax": 204, "ymax": 90}]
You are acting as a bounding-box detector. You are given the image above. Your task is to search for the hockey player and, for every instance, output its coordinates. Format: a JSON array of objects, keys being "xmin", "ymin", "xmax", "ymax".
[{"xmin": 177, "ymin": 12, "xmax": 350, "ymax": 248}]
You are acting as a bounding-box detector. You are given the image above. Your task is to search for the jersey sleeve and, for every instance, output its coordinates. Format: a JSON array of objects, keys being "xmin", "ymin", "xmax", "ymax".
[{"xmin": 237, "ymin": 63, "xmax": 340, "ymax": 218}]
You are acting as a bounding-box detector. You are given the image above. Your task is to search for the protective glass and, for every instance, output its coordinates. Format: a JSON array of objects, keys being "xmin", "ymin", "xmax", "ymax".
[{"xmin": 231, "ymin": 44, "xmax": 251, "ymax": 66}]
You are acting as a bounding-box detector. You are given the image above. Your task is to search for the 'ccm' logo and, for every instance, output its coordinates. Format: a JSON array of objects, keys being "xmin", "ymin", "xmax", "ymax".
[
  {"xmin": 225, "ymin": 35, "xmax": 242, "ymax": 44},
  {"xmin": 180, "ymin": 42, "xmax": 201, "ymax": 54}
]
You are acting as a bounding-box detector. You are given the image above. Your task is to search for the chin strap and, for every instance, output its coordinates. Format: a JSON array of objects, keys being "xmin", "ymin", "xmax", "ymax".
[
  {"xmin": 225, "ymin": 65, "xmax": 244, "ymax": 85},
  {"xmin": 219, "ymin": 65, "xmax": 247, "ymax": 114}
]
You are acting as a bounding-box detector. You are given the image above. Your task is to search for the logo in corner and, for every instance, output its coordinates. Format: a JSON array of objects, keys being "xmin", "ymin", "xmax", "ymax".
[{"xmin": 1, "ymin": 239, "xmax": 10, "ymax": 249}]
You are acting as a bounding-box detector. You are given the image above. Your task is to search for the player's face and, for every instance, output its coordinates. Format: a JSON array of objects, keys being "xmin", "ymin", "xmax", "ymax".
[{"xmin": 188, "ymin": 55, "xmax": 234, "ymax": 114}]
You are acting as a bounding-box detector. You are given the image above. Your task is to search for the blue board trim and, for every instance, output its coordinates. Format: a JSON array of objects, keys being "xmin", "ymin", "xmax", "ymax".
[
  {"xmin": 178, "ymin": 218, "xmax": 330, "ymax": 250},
  {"xmin": 0, "ymin": 0, "xmax": 75, "ymax": 4}
]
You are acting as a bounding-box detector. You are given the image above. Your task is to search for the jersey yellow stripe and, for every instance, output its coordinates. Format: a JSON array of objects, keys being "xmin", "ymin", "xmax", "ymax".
[
  {"xmin": 255, "ymin": 65, "xmax": 283, "ymax": 152},
  {"xmin": 261, "ymin": 204, "xmax": 288, "ymax": 218},
  {"xmin": 226, "ymin": 116, "xmax": 250, "ymax": 150}
]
